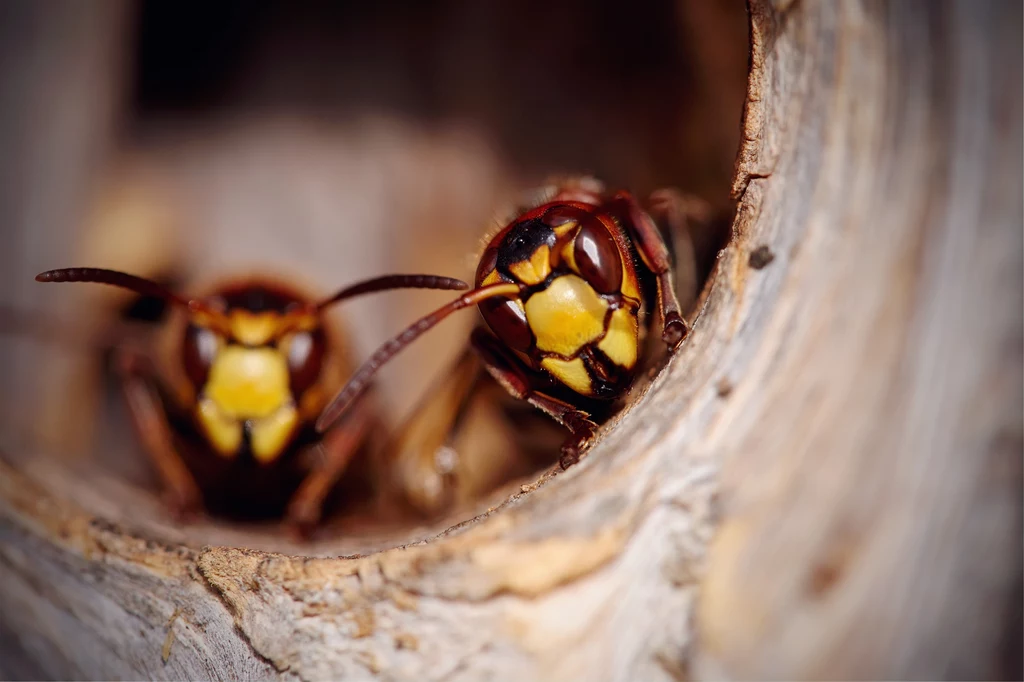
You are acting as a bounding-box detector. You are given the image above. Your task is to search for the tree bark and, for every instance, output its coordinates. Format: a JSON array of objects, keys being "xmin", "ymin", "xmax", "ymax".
[{"xmin": 1, "ymin": 0, "xmax": 1020, "ymax": 680}]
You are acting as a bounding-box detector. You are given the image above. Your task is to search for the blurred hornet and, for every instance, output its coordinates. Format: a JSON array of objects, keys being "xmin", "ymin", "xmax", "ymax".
[
  {"xmin": 317, "ymin": 177, "xmax": 707, "ymax": 515},
  {"xmin": 34, "ymin": 267, "xmax": 467, "ymax": 535}
]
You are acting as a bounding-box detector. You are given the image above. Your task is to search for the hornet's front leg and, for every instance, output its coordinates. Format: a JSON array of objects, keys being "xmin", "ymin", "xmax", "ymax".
[
  {"xmin": 114, "ymin": 346, "xmax": 203, "ymax": 520},
  {"xmin": 382, "ymin": 346, "xmax": 485, "ymax": 517},
  {"xmin": 647, "ymin": 188, "xmax": 710, "ymax": 316},
  {"xmin": 609, "ymin": 190, "xmax": 708, "ymax": 350},
  {"xmin": 286, "ymin": 399, "xmax": 374, "ymax": 538},
  {"xmin": 469, "ymin": 327, "xmax": 598, "ymax": 470}
]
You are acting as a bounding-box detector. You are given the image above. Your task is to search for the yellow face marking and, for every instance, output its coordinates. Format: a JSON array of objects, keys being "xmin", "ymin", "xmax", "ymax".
[
  {"xmin": 590, "ymin": 218, "xmax": 639, "ymax": 301},
  {"xmin": 229, "ymin": 311, "xmax": 281, "ymax": 346},
  {"xmin": 481, "ymin": 268, "xmax": 503, "ymax": 287},
  {"xmin": 541, "ymin": 357, "xmax": 593, "ymax": 396},
  {"xmin": 299, "ymin": 385, "xmax": 326, "ymax": 421},
  {"xmin": 281, "ymin": 309, "xmax": 319, "ymax": 334},
  {"xmin": 561, "ymin": 240, "xmax": 578, "ymax": 272},
  {"xmin": 552, "ymin": 221, "xmax": 577, "ymax": 239},
  {"xmin": 620, "ymin": 272, "xmax": 640, "ymax": 301},
  {"xmin": 553, "ymin": 221, "xmax": 580, "ymax": 272},
  {"xmin": 197, "ymin": 398, "xmax": 243, "ymax": 458},
  {"xmin": 250, "ymin": 404, "xmax": 300, "ymax": 463},
  {"xmin": 190, "ymin": 310, "xmax": 230, "ymax": 336},
  {"xmin": 597, "ymin": 307, "xmax": 639, "ymax": 370},
  {"xmin": 205, "ymin": 346, "xmax": 291, "ymax": 419},
  {"xmin": 508, "ymin": 244, "xmax": 551, "ymax": 286},
  {"xmin": 524, "ymin": 274, "xmax": 608, "ymax": 357}
]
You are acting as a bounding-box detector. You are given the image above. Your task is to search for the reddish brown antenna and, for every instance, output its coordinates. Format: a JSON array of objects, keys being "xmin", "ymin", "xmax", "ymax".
[
  {"xmin": 316, "ymin": 274, "xmax": 468, "ymax": 310},
  {"xmin": 316, "ymin": 281, "xmax": 522, "ymax": 433},
  {"xmin": 36, "ymin": 268, "xmax": 201, "ymax": 309},
  {"xmin": 37, "ymin": 268, "xmax": 469, "ymax": 315}
]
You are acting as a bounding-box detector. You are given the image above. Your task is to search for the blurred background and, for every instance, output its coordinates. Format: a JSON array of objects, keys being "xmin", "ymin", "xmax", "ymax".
[{"xmin": 0, "ymin": 1, "xmax": 747, "ymax": 543}]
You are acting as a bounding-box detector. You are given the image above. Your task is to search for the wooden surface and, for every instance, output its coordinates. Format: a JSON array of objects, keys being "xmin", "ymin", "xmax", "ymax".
[
  {"xmin": 698, "ymin": 1, "xmax": 1022, "ymax": 679},
  {"xmin": 1, "ymin": 0, "xmax": 1021, "ymax": 680}
]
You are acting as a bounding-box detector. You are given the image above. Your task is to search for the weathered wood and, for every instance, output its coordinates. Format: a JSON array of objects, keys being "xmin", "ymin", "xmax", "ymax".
[
  {"xmin": 1, "ymin": 0, "xmax": 1021, "ymax": 680},
  {"xmin": 698, "ymin": 1, "xmax": 1023, "ymax": 679}
]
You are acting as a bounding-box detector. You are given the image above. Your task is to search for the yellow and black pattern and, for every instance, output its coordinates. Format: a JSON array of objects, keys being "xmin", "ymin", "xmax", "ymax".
[
  {"xmin": 183, "ymin": 284, "xmax": 326, "ymax": 464},
  {"xmin": 474, "ymin": 202, "xmax": 643, "ymax": 399}
]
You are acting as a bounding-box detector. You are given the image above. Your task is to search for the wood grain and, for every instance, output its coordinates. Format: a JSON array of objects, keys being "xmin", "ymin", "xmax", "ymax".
[{"xmin": 699, "ymin": 1, "xmax": 1023, "ymax": 678}]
